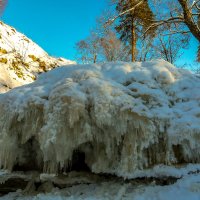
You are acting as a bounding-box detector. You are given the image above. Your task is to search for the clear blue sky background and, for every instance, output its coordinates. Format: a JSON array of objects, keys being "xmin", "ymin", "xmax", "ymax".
[
  {"xmin": 1, "ymin": 0, "xmax": 199, "ymax": 66},
  {"xmin": 1, "ymin": 0, "xmax": 107, "ymax": 60}
]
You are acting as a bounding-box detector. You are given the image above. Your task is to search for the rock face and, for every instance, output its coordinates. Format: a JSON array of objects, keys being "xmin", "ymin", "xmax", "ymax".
[
  {"xmin": 0, "ymin": 21, "xmax": 75, "ymax": 93},
  {"xmin": 0, "ymin": 60, "xmax": 199, "ymax": 177}
]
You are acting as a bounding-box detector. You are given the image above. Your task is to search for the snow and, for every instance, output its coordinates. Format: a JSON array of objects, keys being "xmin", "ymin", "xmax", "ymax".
[
  {"xmin": 120, "ymin": 164, "xmax": 200, "ymax": 179},
  {"xmin": 0, "ymin": 59, "xmax": 199, "ymax": 177},
  {"xmin": 0, "ymin": 173, "xmax": 200, "ymax": 199},
  {"xmin": 0, "ymin": 21, "xmax": 46, "ymax": 57},
  {"xmin": 0, "ymin": 21, "xmax": 75, "ymax": 92},
  {"xmin": 132, "ymin": 175, "xmax": 200, "ymax": 200}
]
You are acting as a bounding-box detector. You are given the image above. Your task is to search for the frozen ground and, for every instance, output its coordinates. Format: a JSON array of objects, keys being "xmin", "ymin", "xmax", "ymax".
[{"xmin": 0, "ymin": 169, "xmax": 200, "ymax": 200}]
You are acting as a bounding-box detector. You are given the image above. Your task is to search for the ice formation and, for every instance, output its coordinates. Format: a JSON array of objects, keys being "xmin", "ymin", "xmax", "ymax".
[{"xmin": 0, "ymin": 60, "xmax": 199, "ymax": 177}]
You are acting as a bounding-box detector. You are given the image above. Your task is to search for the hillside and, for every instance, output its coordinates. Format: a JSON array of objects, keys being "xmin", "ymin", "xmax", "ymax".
[{"xmin": 0, "ymin": 21, "xmax": 75, "ymax": 93}]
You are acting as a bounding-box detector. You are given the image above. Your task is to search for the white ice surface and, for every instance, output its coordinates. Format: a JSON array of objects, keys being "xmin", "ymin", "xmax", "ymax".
[{"xmin": 0, "ymin": 60, "xmax": 199, "ymax": 176}]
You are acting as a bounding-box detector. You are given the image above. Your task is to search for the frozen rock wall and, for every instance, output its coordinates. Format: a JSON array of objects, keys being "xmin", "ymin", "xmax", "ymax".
[{"xmin": 0, "ymin": 60, "xmax": 199, "ymax": 177}]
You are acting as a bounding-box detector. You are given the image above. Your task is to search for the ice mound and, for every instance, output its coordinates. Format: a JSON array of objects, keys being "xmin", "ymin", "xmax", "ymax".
[{"xmin": 0, "ymin": 60, "xmax": 199, "ymax": 177}]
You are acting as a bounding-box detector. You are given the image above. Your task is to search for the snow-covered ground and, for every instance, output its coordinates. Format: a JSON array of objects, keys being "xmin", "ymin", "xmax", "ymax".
[
  {"xmin": 0, "ymin": 170, "xmax": 200, "ymax": 199},
  {"xmin": 0, "ymin": 21, "xmax": 75, "ymax": 92}
]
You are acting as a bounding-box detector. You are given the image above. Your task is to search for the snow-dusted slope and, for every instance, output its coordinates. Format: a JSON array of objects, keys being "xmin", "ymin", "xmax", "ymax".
[
  {"xmin": 0, "ymin": 60, "xmax": 199, "ymax": 177},
  {"xmin": 0, "ymin": 21, "xmax": 75, "ymax": 92}
]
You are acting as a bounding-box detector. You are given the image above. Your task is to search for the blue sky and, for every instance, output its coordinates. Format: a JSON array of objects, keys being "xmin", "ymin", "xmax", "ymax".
[
  {"xmin": 1, "ymin": 0, "xmax": 199, "ymax": 66},
  {"xmin": 1, "ymin": 0, "xmax": 107, "ymax": 60}
]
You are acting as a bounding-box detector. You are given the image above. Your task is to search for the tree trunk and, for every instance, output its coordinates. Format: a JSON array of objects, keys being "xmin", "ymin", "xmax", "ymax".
[
  {"xmin": 131, "ymin": 18, "xmax": 137, "ymax": 62},
  {"xmin": 93, "ymin": 54, "xmax": 97, "ymax": 64},
  {"xmin": 178, "ymin": 0, "xmax": 200, "ymax": 42}
]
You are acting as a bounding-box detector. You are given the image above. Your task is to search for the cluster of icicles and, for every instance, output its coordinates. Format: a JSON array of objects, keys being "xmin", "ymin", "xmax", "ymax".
[{"xmin": 0, "ymin": 61, "xmax": 199, "ymax": 177}]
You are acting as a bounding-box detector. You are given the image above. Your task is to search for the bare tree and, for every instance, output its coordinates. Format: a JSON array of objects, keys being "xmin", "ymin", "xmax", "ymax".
[
  {"xmin": 75, "ymin": 32, "xmax": 101, "ymax": 64},
  {"xmin": 136, "ymin": 36, "xmax": 154, "ymax": 61},
  {"xmin": 100, "ymin": 31, "xmax": 130, "ymax": 61},
  {"xmin": 150, "ymin": 29, "xmax": 190, "ymax": 64},
  {"xmin": 75, "ymin": 30, "xmax": 130, "ymax": 63},
  {"xmin": 75, "ymin": 10, "xmax": 131, "ymax": 64}
]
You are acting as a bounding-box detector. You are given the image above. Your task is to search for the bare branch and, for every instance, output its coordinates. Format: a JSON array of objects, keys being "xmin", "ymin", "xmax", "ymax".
[
  {"xmin": 161, "ymin": 30, "xmax": 190, "ymax": 36},
  {"xmin": 143, "ymin": 17, "xmax": 185, "ymax": 36},
  {"xmin": 142, "ymin": 0, "xmax": 200, "ymax": 43},
  {"xmin": 191, "ymin": 0, "xmax": 200, "ymax": 9}
]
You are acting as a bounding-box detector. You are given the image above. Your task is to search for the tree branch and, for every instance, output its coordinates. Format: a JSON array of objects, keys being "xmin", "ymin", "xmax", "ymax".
[
  {"xmin": 191, "ymin": 0, "xmax": 200, "ymax": 9},
  {"xmin": 143, "ymin": 17, "xmax": 185, "ymax": 36},
  {"xmin": 106, "ymin": 0, "xmax": 144, "ymax": 25},
  {"xmin": 161, "ymin": 30, "xmax": 190, "ymax": 36},
  {"xmin": 178, "ymin": 0, "xmax": 200, "ymax": 41}
]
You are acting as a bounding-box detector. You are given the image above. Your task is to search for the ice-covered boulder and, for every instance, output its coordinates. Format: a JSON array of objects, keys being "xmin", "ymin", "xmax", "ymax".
[{"xmin": 0, "ymin": 60, "xmax": 199, "ymax": 177}]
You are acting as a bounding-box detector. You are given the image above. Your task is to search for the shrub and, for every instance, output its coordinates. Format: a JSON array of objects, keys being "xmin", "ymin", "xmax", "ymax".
[
  {"xmin": 0, "ymin": 57, "xmax": 8, "ymax": 64},
  {"xmin": 28, "ymin": 54, "xmax": 39, "ymax": 62},
  {"xmin": 0, "ymin": 48, "xmax": 7, "ymax": 54}
]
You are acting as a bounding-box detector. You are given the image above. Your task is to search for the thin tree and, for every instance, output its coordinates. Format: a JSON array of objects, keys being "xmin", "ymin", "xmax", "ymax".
[
  {"xmin": 152, "ymin": 33, "xmax": 189, "ymax": 64},
  {"xmin": 75, "ymin": 32, "xmax": 101, "ymax": 64},
  {"xmin": 75, "ymin": 30, "xmax": 130, "ymax": 63},
  {"xmin": 197, "ymin": 45, "xmax": 200, "ymax": 62},
  {"xmin": 75, "ymin": 11, "xmax": 131, "ymax": 63},
  {"xmin": 114, "ymin": 0, "xmax": 156, "ymax": 62},
  {"xmin": 100, "ymin": 30, "xmax": 130, "ymax": 61},
  {"xmin": 197, "ymin": 10, "xmax": 200, "ymax": 62}
]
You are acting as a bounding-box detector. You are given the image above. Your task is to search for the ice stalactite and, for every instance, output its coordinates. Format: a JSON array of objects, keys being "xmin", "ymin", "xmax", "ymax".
[{"xmin": 0, "ymin": 60, "xmax": 199, "ymax": 177}]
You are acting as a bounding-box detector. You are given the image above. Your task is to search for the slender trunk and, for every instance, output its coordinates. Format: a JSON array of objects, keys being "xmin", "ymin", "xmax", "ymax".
[
  {"xmin": 131, "ymin": 18, "xmax": 137, "ymax": 62},
  {"xmin": 159, "ymin": 36, "xmax": 170, "ymax": 63},
  {"xmin": 93, "ymin": 54, "xmax": 97, "ymax": 63}
]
